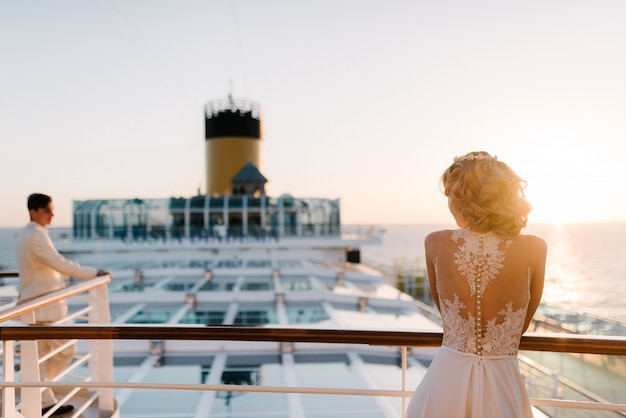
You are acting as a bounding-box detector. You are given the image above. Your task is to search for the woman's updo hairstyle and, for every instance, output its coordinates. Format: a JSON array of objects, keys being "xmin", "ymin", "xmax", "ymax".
[{"xmin": 441, "ymin": 151, "xmax": 531, "ymax": 238}]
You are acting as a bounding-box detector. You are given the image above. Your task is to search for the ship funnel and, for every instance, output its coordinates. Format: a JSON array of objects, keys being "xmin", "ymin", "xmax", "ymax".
[{"xmin": 204, "ymin": 98, "xmax": 263, "ymax": 196}]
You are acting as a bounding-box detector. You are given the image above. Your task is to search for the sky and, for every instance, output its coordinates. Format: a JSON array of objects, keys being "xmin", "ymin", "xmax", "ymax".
[{"xmin": 2, "ymin": 0, "xmax": 626, "ymax": 228}]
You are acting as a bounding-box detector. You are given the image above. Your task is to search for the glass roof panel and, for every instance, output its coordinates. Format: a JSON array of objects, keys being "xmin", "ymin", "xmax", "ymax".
[
  {"xmin": 294, "ymin": 359, "xmax": 382, "ymax": 416},
  {"xmin": 210, "ymin": 363, "xmax": 288, "ymax": 416},
  {"xmin": 121, "ymin": 366, "xmax": 202, "ymax": 415},
  {"xmin": 285, "ymin": 304, "xmax": 330, "ymax": 324}
]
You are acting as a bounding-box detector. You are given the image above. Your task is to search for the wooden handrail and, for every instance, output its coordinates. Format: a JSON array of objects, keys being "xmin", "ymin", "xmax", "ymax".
[
  {"xmin": 1, "ymin": 324, "xmax": 625, "ymax": 356},
  {"xmin": 520, "ymin": 333, "xmax": 626, "ymax": 355},
  {"xmin": 1, "ymin": 272, "xmax": 624, "ymax": 356}
]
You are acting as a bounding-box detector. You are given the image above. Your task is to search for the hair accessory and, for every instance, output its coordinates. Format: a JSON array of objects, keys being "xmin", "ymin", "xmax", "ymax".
[{"xmin": 454, "ymin": 153, "xmax": 497, "ymax": 163}]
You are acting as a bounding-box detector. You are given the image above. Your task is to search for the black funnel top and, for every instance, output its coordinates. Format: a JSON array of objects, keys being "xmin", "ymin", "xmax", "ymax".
[{"xmin": 205, "ymin": 97, "xmax": 262, "ymax": 139}]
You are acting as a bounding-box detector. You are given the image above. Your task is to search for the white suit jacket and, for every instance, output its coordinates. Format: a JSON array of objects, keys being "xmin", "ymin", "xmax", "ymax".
[{"xmin": 16, "ymin": 222, "xmax": 97, "ymax": 322}]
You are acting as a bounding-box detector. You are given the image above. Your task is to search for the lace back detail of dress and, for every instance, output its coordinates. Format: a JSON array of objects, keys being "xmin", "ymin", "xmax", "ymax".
[{"xmin": 439, "ymin": 229, "xmax": 528, "ymax": 356}]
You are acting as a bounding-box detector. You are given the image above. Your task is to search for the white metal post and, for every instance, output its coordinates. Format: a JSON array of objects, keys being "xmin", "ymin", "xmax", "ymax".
[
  {"xmin": 2, "ymin": 340, "xmax": 18, "ymax": 418},
  {"xmin": 402, "ymin": 346, "xmax": 407, "ymax": 417},
  {"xmin": 20, "ymin": 311, "xmax": 41, "ymax": 418},
  {"xmin": 88, "ymin": 282, "xmax": 114, "ymax": 412}
]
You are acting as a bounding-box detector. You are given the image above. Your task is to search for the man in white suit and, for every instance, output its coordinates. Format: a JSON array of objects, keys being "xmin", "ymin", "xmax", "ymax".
[{"xmin": 16, "ymin": 193, "xmax": 110, "ymax": 416}]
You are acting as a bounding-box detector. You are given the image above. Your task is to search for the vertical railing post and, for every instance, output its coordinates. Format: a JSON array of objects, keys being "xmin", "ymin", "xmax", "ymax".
[
  {"xmin": 552, "ymin": 372, "xmax": 561, "ymax": 418},
  {"xmin": 2, "ymin": 340, "xmax": 18, "ymax": 418},
  {"xmin": 88, "ymin": 280, "xmax": 114, "ymax": 412},
  {"xmin": 401, "ymin": 346, "xmax": 407, "ymax": 417},
  {"xmin": 20, "ymin": 311, "xmax": 42, "ymax": 418}
]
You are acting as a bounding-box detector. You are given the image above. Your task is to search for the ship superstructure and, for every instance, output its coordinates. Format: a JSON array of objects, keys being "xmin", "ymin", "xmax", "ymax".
[{"xmin": 55, "ymin": 96, "xmax": 442, "ymax": 417}]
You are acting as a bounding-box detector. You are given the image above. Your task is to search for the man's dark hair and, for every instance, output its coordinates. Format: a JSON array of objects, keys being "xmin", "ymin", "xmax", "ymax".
[{"xmin": 27, "ymin": 193, "xmax": 52, "ymax": 211}]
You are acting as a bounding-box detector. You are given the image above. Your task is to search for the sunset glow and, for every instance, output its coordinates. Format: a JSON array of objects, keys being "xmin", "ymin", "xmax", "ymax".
[{"xmin": 505, "ymin": 136, "xmax": 623, "ymax": 224}]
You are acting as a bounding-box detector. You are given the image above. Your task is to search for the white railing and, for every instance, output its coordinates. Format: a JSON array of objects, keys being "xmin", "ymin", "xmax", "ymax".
[
  {"xmin": 1, "ymin": 275, "xmax": 625, "ymax": 417},
  {"xmin": 0, "ymin": 275, "xmax": 113, "ymax": 418}
]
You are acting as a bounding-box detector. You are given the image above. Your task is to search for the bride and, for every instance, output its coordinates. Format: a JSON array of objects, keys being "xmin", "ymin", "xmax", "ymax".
[{"xmin": 406, "ymin": 151, "xmax": 547, "ymax": 417}]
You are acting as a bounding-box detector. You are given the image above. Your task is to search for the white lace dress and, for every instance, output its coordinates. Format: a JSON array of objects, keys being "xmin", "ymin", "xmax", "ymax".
[{"xmin": 406, "ymin": 228, "xmax": 534, "ymax": 418}]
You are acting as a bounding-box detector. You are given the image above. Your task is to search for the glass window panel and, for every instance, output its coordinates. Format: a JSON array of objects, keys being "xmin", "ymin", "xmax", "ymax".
[
  {"xmin": 127, "ymin": 307, "xmax": 180, "ymax": 324},
  {"xmin": 210, "ymin": 364, "xmax": 289, "ymax": 417},
  {"xmin": 247, "ymin": 198, "xmax": 262, "ymax": 208},
  {"xmin": 104, "ymin": 303, "xmax": 137, "ymax": 323},
  {"xmin": 285, "ymin": 304, "xmax": 330, "ymax": 324},
  {"xmin": 169, "ymin": 198, "xmax": 187, "ymax": 209},
  {"xmin": 198, "ymin": 280, "xmax": 237, "ymax": 291},
  {"xmin": 215, "ymin": 259, "xmax": 243, "ymax": 268},
  {"xmin": 228, "ymin": 197, "xmax": 243, "ymax": 208},
  {"xmin": 190, "ymin": 196, "xmax": 206, "ymax": 208},
  {"xmin": 241, "ymin": 281, "xmax": 272, "ymax": 291},
  {"xmin": 234, "ymin": 308, "xmax": 278, "ymax": 325},
  {"xmin": 245, "ymin": 259, "xmax": 272, "ymax": 268},
  {"xmin": 209, "ymin": 198, "xmax": 225, "ymax": 209},
  {"xmin": 161, "ymin": 282, "xmax": 196, "ymax": 292},
  {"xmin": 180, "ymin": 310, "xmax": 226, "ymax": 325},
  {"xmin": 280, "ymin": 276, "xmax": 316, "ymax": 291},
  {"xmin": 112, "ymin": 281, "xmax": 157, "ymax": 293}
]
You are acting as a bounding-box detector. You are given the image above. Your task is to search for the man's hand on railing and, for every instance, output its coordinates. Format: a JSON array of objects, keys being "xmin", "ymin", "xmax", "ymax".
[{"xmin": 96, "ymin": 270, "xmax": 110, "ymax": 277}]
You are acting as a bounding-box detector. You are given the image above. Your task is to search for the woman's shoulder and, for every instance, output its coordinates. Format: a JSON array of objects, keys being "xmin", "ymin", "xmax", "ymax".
[
  {"xmin": 520, "ymin": 234, "xmax": 548, "ymax": 253},
  {"xmin": 424, "ymin": 229, "xmax": 454, "ymax": 245},
  {"xmin": 425, "ymin": 229, "xmax": 450, "ymax": 238},
  {"xmin": 520, "ymin": 233, "xmax": 546, "ymax": 245}
]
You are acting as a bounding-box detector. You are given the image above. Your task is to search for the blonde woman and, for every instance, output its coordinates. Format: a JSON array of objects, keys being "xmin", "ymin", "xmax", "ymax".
[{"xmin": 407, "ymin": 151, "xmax": 547, "ymax": 417}]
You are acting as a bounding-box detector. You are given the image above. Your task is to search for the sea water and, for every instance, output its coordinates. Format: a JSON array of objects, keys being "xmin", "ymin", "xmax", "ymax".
[
  {"xmin": 360, "ymin": 222, "xmax": 626, "ymax": 324},
  {"xmin": 2, "ymin": 223, "xmax": 625, "ymax": 323}
]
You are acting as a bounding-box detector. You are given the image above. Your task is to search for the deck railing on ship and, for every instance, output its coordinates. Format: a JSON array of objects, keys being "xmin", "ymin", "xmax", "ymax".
[
  {"xmin": 0, "ymin": 274, "xmax": 113, "ymax": 418},
  {"xmin": 0, "ymin": 275, "xmax": 625, "ymax": 418}
]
